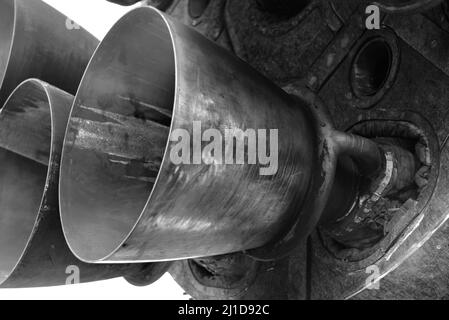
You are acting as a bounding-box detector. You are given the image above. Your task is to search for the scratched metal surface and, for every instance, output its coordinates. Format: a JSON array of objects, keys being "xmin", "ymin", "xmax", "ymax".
[
  {"xmin": 146, "ymin": 0, "xmax": 449, "ymax": 299},
  {"xmin": 104, "ymin": 0, "xmax": 449, "ymax": 299},
  {"xmin": 0, "ymin": 80, "xmax": 162, "ymax": 288},
  {"xmin": 309, "ymin": 5, "xmax": 449, "ymax": 299},
  {"xmin": 59, "ymin": 7, "xmax": 321, "ymax": 264}
]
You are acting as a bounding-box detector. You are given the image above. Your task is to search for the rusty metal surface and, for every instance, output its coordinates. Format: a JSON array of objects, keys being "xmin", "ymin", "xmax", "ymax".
[
  {"xmin": 170, "ymin": 242, "xmax": 308, "ymax": 300},
  {"xmin": 308, "ymin": 7, "xmax": 449, "ymax": 299},
  {"xmin": 159, "ymin": 0, "xmax": 449, "ymax": 299},
  {"xmin": 354, "ymin": 133, "xmax": 449, "ymax": 300},
  {"xmin": 225, "ymin": 0, "xmax": 346, "ymax": 84},
  {"xmin": 0, "ymin": 0, "xmax": 99, "ymax": 107}
]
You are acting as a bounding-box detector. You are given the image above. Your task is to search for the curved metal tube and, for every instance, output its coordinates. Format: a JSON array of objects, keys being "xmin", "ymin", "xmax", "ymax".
[
  {"xmin": 59, "ymin": 7, "xmax": 324, "ymax": 263},
  {"xmin": 318, "ymin": 131, "xmax": 386, "ymax": 223},
  {"xmin": 0, "ymin": 79, "xmax": 167, "ymax": 288},
  {"xmin": 331, "ymin": 131, "xmax": 384, "ymax": 179},
  {"xmin": 0, "ymin": 0, "xmax": 99, "ymax": 106}
]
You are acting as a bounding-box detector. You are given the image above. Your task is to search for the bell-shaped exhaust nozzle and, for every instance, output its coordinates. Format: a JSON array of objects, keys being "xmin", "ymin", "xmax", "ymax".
[
  {"xmin": 59, "ymin": 7, "xmax": 323, "ymax": 263},
  {"xmin": 59, "ymin": 7, "xmax": 385, "ymax": 263},
  {"xmin": 0, "ymin": 0, "xmax": 99, "ymax": 106},
  {"xmin": 0, "ymin": 79, "xmax": 169, "ymax": 288}
]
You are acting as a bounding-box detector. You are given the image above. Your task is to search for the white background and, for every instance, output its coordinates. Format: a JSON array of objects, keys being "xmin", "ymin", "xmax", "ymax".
[{"xmin": 0, "ymin": 0, "xmax": 188, "ymax": 300}]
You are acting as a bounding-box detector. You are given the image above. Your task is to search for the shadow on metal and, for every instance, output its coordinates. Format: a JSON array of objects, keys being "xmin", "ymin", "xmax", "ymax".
[
  {"xmin": 0, "ymin": 79, "xmax": 169, "ymax": 288},
  {"xmin": 0, "ymin": 0, "xmax": 99, "ymax": 107},
  {"xmin": 59, "ymin": 7, "xmax": 384, "ymax": 264}
]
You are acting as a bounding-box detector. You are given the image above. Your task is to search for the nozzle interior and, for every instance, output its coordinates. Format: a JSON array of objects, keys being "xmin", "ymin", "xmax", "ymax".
[
  {"xmin": 60, "ymin": 9, "xmax": 175, "ymax": 262},
  {"xmin": 0, "ymin": 80, "xmax": 51, "ymax": 285}
]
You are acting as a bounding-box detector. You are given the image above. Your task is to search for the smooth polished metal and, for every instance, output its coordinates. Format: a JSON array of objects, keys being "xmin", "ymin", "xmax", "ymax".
[{"xmin": 0, "ymin": 0, "xmax": 99, "ymax": 106}]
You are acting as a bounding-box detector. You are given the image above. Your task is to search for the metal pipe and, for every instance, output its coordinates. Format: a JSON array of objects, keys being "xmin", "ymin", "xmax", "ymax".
[
  {"xmin": 320, "ymin": 156, "xmax": 360, "ymax": 225},
  {"xmin": 319, "ymin": 132, "xmax": 386, "ymax": 224},
  {"xmin": 0, "ymin": 0, "xmax": 99, "ymax": 106},
  {"xmin": 331, "ymin": 131, "xmax": 385, "ymax": 179},
  {"xmin": 59, "ymin": 7, "xmax": 327, "ymax": 263},
  {"xmin": 0, "ymin": 79, "xmax": 169, "ymax": 288},
  {"xmin": 322, "ymin": 132, "xmax": 418, "ymax": 226}
]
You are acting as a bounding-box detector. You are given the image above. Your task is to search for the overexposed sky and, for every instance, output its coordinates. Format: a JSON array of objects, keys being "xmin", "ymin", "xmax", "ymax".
[
  {"xmin": 0, "ymin": 275, "xmax": 187, "ymax": 300},
  {"xmin": 43, "ymin": 0, "xmax": 141, "ymax": 40},
  {"xmin": 0, "ymin": 0, "xmax": 187, "ymax": 300}
]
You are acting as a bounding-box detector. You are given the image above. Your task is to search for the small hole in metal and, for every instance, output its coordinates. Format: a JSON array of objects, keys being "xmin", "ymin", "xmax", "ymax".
[
  {"xmin": 256, "ymin": 0, "xmax": 311, "ymax": 18},
  {"xmin": 188, "ymin": 0, "xmax": 211, "ymax": 19},
  {"xmin": 351, "ymin": 38, "xmax": 393, "ymax": 98}
]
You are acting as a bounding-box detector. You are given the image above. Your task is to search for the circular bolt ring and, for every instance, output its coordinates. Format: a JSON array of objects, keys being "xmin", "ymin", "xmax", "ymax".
[{"xmin": 318, "ymin": 112, "xmax": 439, "ymax": 265}]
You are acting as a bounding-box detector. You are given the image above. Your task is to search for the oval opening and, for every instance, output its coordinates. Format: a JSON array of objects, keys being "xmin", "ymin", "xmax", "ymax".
[
  {"xmin": 0, "ymin": 80, "xmax": 51, "ymax": 285},
  {"xmin": 60, "ymin": 8, "xmax": 175, "ymax": 262},
  {"xmin": 0, "ymin": 0, "xmax": 15, "ymax": 92},
  {"xmin": 256, "ymin": 0, "xmax": 311, "ymax": 18},
  {"xmin": 188, "ymin": 0, "xmax": 211, "ymax": 19},
  {"xmin": 351, "ymin": 37, "xmax": 393, "ymax": 98}
]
